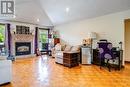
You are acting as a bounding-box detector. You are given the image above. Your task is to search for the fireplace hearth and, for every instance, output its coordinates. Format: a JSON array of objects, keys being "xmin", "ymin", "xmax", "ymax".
[{"xmin": 15, "ymin": 42, "xmax": 31, "ymax": 56}]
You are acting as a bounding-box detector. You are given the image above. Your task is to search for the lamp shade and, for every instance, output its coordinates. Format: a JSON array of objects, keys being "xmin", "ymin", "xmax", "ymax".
[{"xmin": 88, "ymin": 32, "xmax": 97, "ymax": 39}]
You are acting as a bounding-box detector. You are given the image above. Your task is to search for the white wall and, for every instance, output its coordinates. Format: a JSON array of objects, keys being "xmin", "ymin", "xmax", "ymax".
[{"xmin": 54, "ymin": 10, "xmax": 130, "ymax": 62}]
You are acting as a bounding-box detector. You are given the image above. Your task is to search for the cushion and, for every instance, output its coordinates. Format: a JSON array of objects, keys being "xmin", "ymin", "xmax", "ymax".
[
  {"xmin": 71, "ymin": 45, "xmax": 80, "ymax": 52},
  {"xmin": 61, "ymin": 45, "xmax": 66, "ymax": 51},
  {"xmin": 55, "ymin": 43, "xmax": 61, "ymax": 51},
  {"xmin": 64, "ymin": 45, "xmax": 72, "ymax": 51},
  {"xmin": 56, "ymin": 51, "xmax": 64, "ymax": 57}
]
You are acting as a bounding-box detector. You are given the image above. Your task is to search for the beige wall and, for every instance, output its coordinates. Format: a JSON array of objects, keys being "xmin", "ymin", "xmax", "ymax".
[{"xmin": 54, "ymin": 10, "xmax": 130, "ymax": 63}]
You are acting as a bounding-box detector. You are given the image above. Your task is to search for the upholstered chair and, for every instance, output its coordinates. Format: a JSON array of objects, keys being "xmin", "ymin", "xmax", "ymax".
[
  {"xmin": 0, "ymin": 60, "xmax": 12, "ymax": 85},
  {"xmin": 98, "ymin": 42, "xmax": 115, "ymax": 71},
  {"xmin": 51, "ymin": 43, "xmax": 62, "ymax": 58}
]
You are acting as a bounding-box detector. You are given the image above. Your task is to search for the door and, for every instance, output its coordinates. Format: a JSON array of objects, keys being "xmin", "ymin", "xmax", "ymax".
[
  {"xmin": 39, "ymin": 29, "xmax": 49, "ymax": 51},
  {"xmin": 125, "ymin": 19, "xmax": 130, "ymax": 61}
]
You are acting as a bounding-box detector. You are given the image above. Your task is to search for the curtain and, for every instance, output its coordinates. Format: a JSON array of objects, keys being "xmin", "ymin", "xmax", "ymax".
[
  {"xmin": 7, "ymin": 23, "xmax": 11, "ymax": 56},
  {"xmin": 34, "ymin": 27, "xmax": 38, "ymax": 54}
]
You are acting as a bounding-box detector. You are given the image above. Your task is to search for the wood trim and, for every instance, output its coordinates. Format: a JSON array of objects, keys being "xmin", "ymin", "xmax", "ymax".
[
  {"xmin": 124, "ymin": 19, "xmax": 130, "ymax": 63},
  {"xmin": 125, "ymin": 19, "xmax": 130, "ymax": 22},
  {"xmin": 125, "ymin": 61, "xmax": 130, "ymax": 63},
  {"xmin": 39, "ymin": 28, "xmax": 50, "ymax": 30}
]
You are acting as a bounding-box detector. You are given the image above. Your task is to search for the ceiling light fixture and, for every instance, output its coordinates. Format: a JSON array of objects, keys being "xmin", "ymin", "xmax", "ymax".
[
  {"xmin": 37, "ymin": 18, "xmax": 40, "ymax": 22},
  {"xmin": 66, "ymin": 7, "xmax": 70, "ymax": 13}
]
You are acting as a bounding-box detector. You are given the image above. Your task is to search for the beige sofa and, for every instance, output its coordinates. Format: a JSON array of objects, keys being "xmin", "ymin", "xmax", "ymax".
[
  {"xmin": 52, "ymin": 43, "xmax": 80, "ymax": 64},
  {"xmin": 51, "ymin": 43, "xmax": 62, "ymax": 58}
]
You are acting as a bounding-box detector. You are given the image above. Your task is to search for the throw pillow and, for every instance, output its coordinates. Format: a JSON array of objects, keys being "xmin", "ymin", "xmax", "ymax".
[
  {"xmin": 61, "ymin": 45, "xmax": 66, "ymax": 51},
  {"xmin": 64, "ymin": 45, "xmax": 72, "ymax": 51},
  {"xmin": 71, "ymin": 45, "xmax": 80, "ymax": 52},
  {"xmin": 55, "ymin": 43, "xmax": 61, "ymax": 51}
]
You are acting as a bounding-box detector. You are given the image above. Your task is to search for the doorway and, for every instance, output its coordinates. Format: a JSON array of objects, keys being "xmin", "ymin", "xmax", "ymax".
[
  {"xmin": 125, "ymin": 19, "xmax": 130, "ymax": 62},
  {"xmin": 38, "ymin": 28, "xmax": 49, "ymax": 52}
]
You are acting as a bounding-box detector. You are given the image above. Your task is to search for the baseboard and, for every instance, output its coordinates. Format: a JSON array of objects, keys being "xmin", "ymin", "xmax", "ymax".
[
  {"xmin": 0, "ymin": 82, "xmax": 11, "ymax": 86},
  {"xmin": 125, "ymin": 61, "xmax": 130, "ymax": 63},
  {"xmin": 121, "ymin": 65, "xmax": 125, "ymax": 68},
  {"xmin": 15, "ymin": 54, "xmax": 36, "ymax": 59}
]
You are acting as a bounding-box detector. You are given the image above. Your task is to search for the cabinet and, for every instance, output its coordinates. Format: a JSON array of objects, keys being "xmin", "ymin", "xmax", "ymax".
[
  {"xmin": 16, "ymin": 25, "xmax": 30, "ymax": 34},
  {"xmin": 63, "ymin": 52, "xmax": 79, "ymax": 68},
  {"xmin": 93, "ymin": 49, "xmax": 100, "ymax": 65}
]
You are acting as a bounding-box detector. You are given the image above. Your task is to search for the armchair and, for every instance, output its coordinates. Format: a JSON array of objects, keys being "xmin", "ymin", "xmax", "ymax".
[
  {"xmin": 0, "ymin": 60, "xmax": 12, "ymax": 85},
  {"xmin": 51, "ymin": 43, "xmax": 62, "ymax": 58}
]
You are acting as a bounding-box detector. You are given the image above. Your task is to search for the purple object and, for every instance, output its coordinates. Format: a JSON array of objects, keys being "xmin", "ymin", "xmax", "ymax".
[
  {"xmin": 7, "ymin": 24, "xmax": 11, "ymax": 55},
  {"xmin": 98, "ymin": 42, "xmax": 114, "ymax": 60},
  {"xmin": 34, "ymin": 27, "xmax": 38, "ymax": 54}
]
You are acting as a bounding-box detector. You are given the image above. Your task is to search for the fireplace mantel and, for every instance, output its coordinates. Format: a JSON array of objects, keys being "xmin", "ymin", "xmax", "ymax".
[
  {"xmin": 12, "ymin": 34, "xmax": 34, "ymax": 42},
  {"xmin": 11, "ymin": 34, "xmax": 35, "ymax": 57}
]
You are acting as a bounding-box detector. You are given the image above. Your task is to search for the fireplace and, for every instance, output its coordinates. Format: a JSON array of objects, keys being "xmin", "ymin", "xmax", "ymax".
[{"xmin": 15, "ymin": 42, "xmax": 31, "ymax": 56}]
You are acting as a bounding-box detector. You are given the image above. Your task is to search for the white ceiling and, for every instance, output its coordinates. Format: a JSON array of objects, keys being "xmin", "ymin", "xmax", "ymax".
[
  {"xmin": 0, "ymin": 0, "xmax": 53, "ymax": 26},
  {"xmin": 39, "ymin": 0, "xmax": 130, "ymax": 25},
  {"xmin": 0, "ymin": 0, "xmax": 130, "ymax": 26}
]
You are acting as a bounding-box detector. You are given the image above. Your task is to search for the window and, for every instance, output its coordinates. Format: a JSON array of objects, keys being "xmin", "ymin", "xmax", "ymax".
[
  {"xmin": 0, "ymin": 24, "xmax": 5, "ymax": 44},
  {"xmin": 0, "ymin": 24, "xmax": 6, "ymax": 56},
  {"xmin": 39, "ymin": 30, "xmax": 48, "ymax": 43}
]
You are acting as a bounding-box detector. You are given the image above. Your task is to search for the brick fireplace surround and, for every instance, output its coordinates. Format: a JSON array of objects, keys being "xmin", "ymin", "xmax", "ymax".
[{"xmin": 11, "ymin": 34, "xmax": 35, "ymax": 58}]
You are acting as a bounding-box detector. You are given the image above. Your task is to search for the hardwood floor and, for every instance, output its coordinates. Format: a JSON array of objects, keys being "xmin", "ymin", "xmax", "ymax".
[{"xmin": 1, "ymin": 55, "xmax": 130, "ymax": 87}]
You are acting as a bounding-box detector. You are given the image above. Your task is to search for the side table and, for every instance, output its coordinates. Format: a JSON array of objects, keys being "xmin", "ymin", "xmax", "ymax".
[{"xmin": 63, "ymin": 52, "xmax": 79, "ymax": 68}]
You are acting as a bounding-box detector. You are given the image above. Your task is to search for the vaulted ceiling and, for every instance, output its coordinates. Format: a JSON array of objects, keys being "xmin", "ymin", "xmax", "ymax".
[
  {"xmin": 0, "ymin": 0, "xmax": 53, "ymax": 26},
  {"xmin": 0, "ymin": 0, "xmax": 130, "ymax": 26}
]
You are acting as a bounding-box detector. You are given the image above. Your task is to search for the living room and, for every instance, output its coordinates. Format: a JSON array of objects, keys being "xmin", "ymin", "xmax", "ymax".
[{"xmin": 0, "ymin": 0, "xmax": 130, "ymax": 87}]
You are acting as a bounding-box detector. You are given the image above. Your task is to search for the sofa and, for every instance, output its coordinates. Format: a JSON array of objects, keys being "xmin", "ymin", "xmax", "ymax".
[
  {"xmin": 0, "ymin": 60, "xmax": 12, "ymax": 85},
  {"xmin": 52, "ymin": 43, "xmax": 80, "ymax": 64},
  {"xmin": 51, "ymin": 43, "xmax": 62, "ymax": 58}
]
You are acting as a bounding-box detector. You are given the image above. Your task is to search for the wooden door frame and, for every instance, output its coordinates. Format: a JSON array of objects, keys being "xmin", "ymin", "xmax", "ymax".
[{"xmin": 124, "ymin": 19, "xmax": 130, "ymax": 62}]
